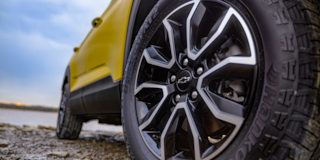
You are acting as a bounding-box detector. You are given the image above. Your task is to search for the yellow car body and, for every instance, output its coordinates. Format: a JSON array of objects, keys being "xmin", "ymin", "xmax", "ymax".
[
  {"xmin": 62, "ymin": 0, "xmax": 159, "ymax": 122},
  {"xmin": 69, "ymin": 0, "xmax": 133, "ymax": 92}
]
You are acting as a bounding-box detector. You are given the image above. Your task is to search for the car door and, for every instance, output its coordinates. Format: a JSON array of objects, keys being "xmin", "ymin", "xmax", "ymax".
[
  {"xmin": 84, "ymin": 0, "xmax": 133, "ymax": 82},
  {"xmin": 80, "ymin": 0, "xmax": 133, "ymax": 114}
]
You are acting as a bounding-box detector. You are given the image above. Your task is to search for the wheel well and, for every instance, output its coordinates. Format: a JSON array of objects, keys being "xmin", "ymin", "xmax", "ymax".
[
  {"xmin": 63, "ymin": 76, "xmax": 68, "ymax": 86},
  {"xmin": 130, "ymin": 0, "xmax": 159, "ymax": 47},
  {"xmin": 123, "ymin": 0, "xmax": 159, "ymax": 74},
  {"xmin": 62, "ymin": 67, "xmax": 70, "ymax": 90}
]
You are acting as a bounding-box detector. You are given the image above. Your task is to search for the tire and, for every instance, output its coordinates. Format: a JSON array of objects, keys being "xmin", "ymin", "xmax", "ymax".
[
  {"xmin": 122, "ymin": 0, "xmax": 320, "ymax": 159},
  {"xmin": 56, "ymin": 82, "xmax": 83, "ymax": 140}
]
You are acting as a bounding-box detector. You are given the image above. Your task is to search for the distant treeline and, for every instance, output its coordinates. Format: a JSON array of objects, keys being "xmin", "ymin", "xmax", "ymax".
[{"xmin": 0, "ymin": 103, "xmax": 58, "ymax": 112}]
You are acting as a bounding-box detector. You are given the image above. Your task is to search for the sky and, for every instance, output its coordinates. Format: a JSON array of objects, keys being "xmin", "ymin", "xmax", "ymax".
[{"xmin": 0, "ymin": 0, "xmax": 112, "ymax": 107}]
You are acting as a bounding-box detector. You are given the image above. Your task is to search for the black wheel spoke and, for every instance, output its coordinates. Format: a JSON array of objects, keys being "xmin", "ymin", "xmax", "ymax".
[
  {"xmin": 135, "ymin": 82, "xmax": 175, "ymax": 131},
  {"xmin": 142, "ymin": 46, "xmax": 173, "ymax": 69},
  {"xmin": 160, "ymin": 101, "xmax": 209, "ymax": 160},
  {"xmin": 204, "ymin": 89, "xmax": 244, "ymax": 118},
  {"xmin": 184, "ymin": 100, "xmax": 211, "ymax": 159},
  {"xmin": 160, "ymin": 107, "xmax": 183, "ymax": 160}
]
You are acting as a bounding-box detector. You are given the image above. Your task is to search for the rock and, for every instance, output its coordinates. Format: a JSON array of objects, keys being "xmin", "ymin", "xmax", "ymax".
[
  {"xmin": 46, "ymin": 151, "xmax": 69, "ymax": 158},
  {"xmin": 0, "ymin": 123, "xmax": 11, "ymax": 127},
  {"xmin": 10, "ymin": 155, "xmax": 20, "ymax": 160},
  {"xmin": 38, "ymin": 125, "xmax": 55, "ymax": 130},
  {"xmin": 72, "ymin": 153, "xmax": 82, "ymax": 158},
  {"xmin": 0, "ymin": 148, "xmax": 16, "ymax": 154},
  {"xmin": 0, "ymin": 127, "xmax": 16, "ymax": 132},
  {"xmin": 23, "ymin": 125, "xmax": 37, "ymax": 129},
  {"xmin": 114, "ymin": 132, "xmax": 124, "ymax": 136},
  {"xmin": 47, "ymin": 132, "xmax": 56, "ymax": 137},
  {"xmin": 48, "ymin": 126, "xmax": 56, "ymax": 131},
  {"xmin": 0, "ymin": 140, "xmax": 9, "ymax": 147},
  {"xmin": 22, "ymin": 128, "xmax": 34, "ymax": 132},
  {"xmin": 63, "ymin": 140, "xmax": 77, "ymax": 144},
  {"xmin": 23, "ymin": 125, "xmax": 30, "ymax": 128},
  {"xmin": 113, "ymin": 135, "xmax": 124, "ymax": 142},
  {"xmin": 21, "ymin": 138, "xmax": 33, "ymax": 141},
  {"xmin": 103, "ymin": 153, "xmax": 113, "ymax": 159},
  {"xmin": 12, "ymin": 126, "xmax": 22, "ymax": 130},
  {"xmin": 37, "ymin": 125, "xmax": 47, "ymax": 129}
]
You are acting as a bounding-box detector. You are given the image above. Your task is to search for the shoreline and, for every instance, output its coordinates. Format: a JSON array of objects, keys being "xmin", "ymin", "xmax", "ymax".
[
  {"xmin": 0, "ymin": 107, "xmax": 58, "ymax": 113},
  {"xmin": 0, "ymin": 105, "xmax": 58, "ymax": 113}
]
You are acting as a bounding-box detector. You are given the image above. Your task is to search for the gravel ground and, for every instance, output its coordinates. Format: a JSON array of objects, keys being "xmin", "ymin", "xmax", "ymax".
[{"xmin": 0, "ymin": 123, "xmax": 130, "ymax": 160}]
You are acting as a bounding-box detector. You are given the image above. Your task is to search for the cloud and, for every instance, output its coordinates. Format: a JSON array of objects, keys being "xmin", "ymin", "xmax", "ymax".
[
  {"xmin": 0, "ymin": 30, "xmax": 70, "ymax": 106},
  {"xmin": 0, "ymin": 71, "xmax": 61, "ymax": 106},
  {"xmin": 0, "ymin": 0, "xmax": 111, "ymax": 106}
]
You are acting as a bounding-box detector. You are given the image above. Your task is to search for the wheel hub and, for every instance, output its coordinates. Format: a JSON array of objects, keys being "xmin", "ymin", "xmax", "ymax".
[{"xmin": 176, "ymin": 70, "xmax": 192, "ymax": 92}]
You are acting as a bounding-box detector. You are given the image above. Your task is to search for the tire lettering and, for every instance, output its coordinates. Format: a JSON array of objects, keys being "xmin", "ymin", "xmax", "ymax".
[
  {"xmin": 263, "ymin": 87, "xmax": 276, "ymax": 106},
  {"xmin": 243, "ymin": 133, "xmax": 256, "ymax": 151},
  {"xmin": 231, "ymin": 86, "xmax": 273, "ymax": 159},
  {"xmin": 235, "ymin": 147, "xmax": 246, "ymax": 160}
]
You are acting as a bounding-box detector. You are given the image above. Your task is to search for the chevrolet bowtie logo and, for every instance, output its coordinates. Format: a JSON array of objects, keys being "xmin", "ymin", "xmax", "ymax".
[{"xmin": 177, "ymin": 76, "xmax": 191, "ymax": 84}]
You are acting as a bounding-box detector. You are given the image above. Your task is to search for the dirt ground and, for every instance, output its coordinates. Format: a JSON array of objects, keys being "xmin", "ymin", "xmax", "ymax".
[{"xmin": 0, "ymin": 123, "xmax": 130, "ymax": 160}]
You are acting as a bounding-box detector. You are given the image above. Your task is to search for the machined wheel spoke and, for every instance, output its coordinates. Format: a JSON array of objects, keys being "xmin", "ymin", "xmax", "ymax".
[
  {"xmin": 196, "ymin": 87, "xmax": 244, "ymax": 159},
  {"xmin": 142, "ymin": 46, "xmax": 172, "ymax": 69},
  {"xmin": 187, "ymin": 5, "xmax": 234, "ymax": 60},
  {"xmin": 197, "ymin": 61, "xmax": 248, "ymax": 127},
  {"xmin": 164, "ymin": 19, "xmax": 185, "ymax": 57},
  {"xmin": 141, "ymin": 18, "xmax": 181, "ymax": 70},
  {"xmin": 205, "ymin": 89, "xmax": 243, "ymax": 118},
  {"xmin": 204, "ymin": 63, "xmax": 254, "ymax": 80},
  {"xmin": 185, "ymin": 100, "xmax": 211, "ymax": 159},
  {"xmin": 196, "ymin": 58, "xmax": 252, "ymax": 131},
  {"xmin": 161, "ymin": 102, "xmax": 208, "ymax": 160},
  {"xmin": 188, "ymin": 2, "xmax": 207, "ymax": 55},
  {"xmin": 197, "ymin": 51, "xmax": 256, "ymax": 123},
  {"xmin": 135, "ymin": 82, "xmax": 175, "ymax": 131},
  {"xmin": 160, "ymin": 107, "xmax": 183, "ymax": 160},
  {"xmin": 187, "ymin": 4, "xmax": 256, "ymax": 63}
]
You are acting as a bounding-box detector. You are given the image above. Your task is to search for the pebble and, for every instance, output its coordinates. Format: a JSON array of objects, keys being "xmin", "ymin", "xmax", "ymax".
[
  {"xmin": 0, "ymin": 123, "xmax": 129, "ymax": 159},
  {"xmin": 0, "ymin": 139, "xmax": 9, "ymax": 147},
  {"xmin": 46, "ymin": 151, "xmax": 69, "ymax": 158}
]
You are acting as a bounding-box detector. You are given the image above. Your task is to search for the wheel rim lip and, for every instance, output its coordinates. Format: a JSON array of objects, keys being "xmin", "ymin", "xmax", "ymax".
[{"xmin": 133, "ymin": 0, "xmax": 258, "ymax": 159}]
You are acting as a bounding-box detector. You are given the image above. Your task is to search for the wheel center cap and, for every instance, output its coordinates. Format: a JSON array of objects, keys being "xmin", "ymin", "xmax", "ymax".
[{"xmin": 176, "ymin": 70, "xmax": 192, "ymax": 91}]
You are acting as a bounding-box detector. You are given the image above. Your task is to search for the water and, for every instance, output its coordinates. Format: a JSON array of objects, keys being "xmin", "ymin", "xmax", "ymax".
[{"xmin": 0, "ymin": 108, "xmax": 122, "ymax": 132}]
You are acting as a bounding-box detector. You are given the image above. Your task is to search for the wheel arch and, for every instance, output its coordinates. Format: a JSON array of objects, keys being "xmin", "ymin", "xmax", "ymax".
[
  {"xmin": 61, "ymin": 66, "xmax": 70, "ymax": 91},
  {"xmin": 123, "ymin": 0, "xmax": 159, "ymax": 76}
]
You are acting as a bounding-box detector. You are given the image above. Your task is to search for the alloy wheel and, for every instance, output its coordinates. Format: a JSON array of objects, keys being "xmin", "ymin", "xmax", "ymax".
[{"xmin": 134, "ymin": 0, "xmax": 257, "ymax": 159}]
